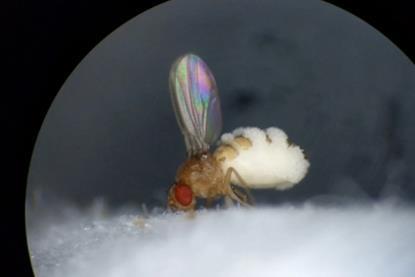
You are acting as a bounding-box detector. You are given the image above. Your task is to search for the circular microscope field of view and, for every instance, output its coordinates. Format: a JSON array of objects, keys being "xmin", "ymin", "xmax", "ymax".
[{"xmin": 26, "ymin": 0, "xmax": 415, "ymax": 276}]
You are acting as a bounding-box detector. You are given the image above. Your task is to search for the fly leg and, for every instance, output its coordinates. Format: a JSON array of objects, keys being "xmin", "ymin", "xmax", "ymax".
[
  {"xmin": 205, "ymin": 197, "xmax": 214, "ymax": 208},
  {"xmin": 224, "ymin": 196, "xmax": 234, "ymax": 208},
  {"xmin": 223, "ymin": 167, "xmax": 253, "ymax": 207},
  {"xmin": 185, "ymin": 208, "xmax": 196, "ymax": 219},
  {"xmin": 228, "ymin": 167, "xmax": 255, "ymax": 206}
]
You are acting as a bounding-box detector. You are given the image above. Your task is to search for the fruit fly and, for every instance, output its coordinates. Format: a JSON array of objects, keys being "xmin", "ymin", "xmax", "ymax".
[
  {"xmin": 168, "ymin": 53, "xmax": 254, "ymax": 211},
  {"xmin": 167, "ymin": 54, "xmax": 310, "ymax": 211}
]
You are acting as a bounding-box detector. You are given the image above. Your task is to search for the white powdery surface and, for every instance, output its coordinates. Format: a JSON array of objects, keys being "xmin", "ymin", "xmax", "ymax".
[{"xmin": 28, "ymin": 202, "xmax": 415, "ymax": 277}]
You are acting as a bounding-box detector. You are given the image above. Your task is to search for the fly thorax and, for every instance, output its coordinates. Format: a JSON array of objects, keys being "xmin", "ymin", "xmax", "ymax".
[{"xmin": 176, "ymin": 155, "xmax": 224, "ymax": 196}]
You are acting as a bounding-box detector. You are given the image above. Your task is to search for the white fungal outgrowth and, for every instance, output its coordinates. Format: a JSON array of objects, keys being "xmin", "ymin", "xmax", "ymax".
[{"xmin": 215, "ymin": 127, "xmax": 309, "ymax": 190}]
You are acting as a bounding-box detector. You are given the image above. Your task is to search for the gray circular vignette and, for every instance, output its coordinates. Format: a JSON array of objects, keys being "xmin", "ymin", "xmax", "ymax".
[{"xmin": 26, "ymin": 0, "xmax": 415, "ymax": 211}]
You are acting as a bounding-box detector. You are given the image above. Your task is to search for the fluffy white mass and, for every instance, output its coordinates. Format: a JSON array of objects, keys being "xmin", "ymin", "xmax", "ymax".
[
  {"xmin": 27, "ymin": 201, "xmax": 415, "ymax": 277},
  {"xmin": 219, "ymin": 127, "xmax": 309, "ymax": 189}
]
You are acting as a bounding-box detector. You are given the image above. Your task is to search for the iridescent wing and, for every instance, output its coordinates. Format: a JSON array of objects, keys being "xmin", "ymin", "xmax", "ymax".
[{"xmin": 169, "ymin": 53, "xmax": 223, "ymax": 157}]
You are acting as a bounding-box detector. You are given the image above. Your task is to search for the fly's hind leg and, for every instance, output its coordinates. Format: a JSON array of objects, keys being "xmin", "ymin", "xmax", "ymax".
[
  {"xmin": 229, "ymin": 168, "xmax": 255, "ymax": 205},
  {"xmin": 223, "ymin": 167, "xmax": 254, "ymax": 207}
]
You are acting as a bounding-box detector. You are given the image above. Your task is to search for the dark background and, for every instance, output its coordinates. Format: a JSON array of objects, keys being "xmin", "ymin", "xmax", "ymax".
[{"xmin": 6, "ymin": 1, "xmax": 414, "ymax": 276}]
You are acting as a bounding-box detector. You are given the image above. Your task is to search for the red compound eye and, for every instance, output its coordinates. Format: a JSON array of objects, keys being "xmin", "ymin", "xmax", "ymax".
[{"xmin": 174, "ymin": 183, "xmax": 193, "ymax": 206}]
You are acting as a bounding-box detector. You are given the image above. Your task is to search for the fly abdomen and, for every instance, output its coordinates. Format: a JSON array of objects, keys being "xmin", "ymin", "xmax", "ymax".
[{"xmin": 213, "ymin": 127, "xmax": 309, "ymax": 190}]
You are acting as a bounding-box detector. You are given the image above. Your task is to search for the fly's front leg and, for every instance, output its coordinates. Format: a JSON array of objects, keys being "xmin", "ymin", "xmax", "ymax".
[
  {"xmin": 185, "ymin": 208, "xmax": 196, "ymax": 219},
  {"xmin": 223, "ymin": 167, "xmax": 253, "ymax": 207},
  {"xmin": 205, "ymin": 197, "xmax": 214, "ymax": 208}
]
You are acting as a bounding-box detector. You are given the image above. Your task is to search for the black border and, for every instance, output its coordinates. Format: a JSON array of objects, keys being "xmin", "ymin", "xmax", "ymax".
[
  {"xmin": 7, "ymin": 1, "xmax": 414, "ymax": 276},
  {"xmin": 325, "ymin": 0, "xmax": 414, "ymax": 63}
]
